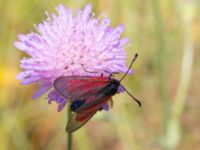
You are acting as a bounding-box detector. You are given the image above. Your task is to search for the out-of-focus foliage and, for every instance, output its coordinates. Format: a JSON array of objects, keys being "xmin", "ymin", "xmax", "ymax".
[{"xmin": 0, "ymin": 0, "xmax": 199, "ymax": 150}]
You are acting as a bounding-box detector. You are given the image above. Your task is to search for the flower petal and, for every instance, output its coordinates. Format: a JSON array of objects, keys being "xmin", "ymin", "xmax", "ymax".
[
  {"xmin": 32, "ymin": 81, "xmax": 52, "ymax": 99},
  {"xmin": 57, "ymin": 100, "xmax": 68, "ymax": 112},
  {"xmin": 102, "ymin": 103, "xmax": 109, "ymax": 111},
  {"xmin": 82, "ymin": 4, "xmax": 92, "ymax": 21}
]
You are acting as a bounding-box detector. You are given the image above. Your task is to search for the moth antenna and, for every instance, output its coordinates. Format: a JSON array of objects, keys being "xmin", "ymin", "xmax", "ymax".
[
  {"xmin": 123, "ymin": 86, "xmax": 142, "ymax": 107},
  {"xmin": 119, "ymin": 53, "xmax": 138, "ymax": 82},
  {"xmin": 81, "ymin": 64, "xmax": 97, "ymax": 73},
  {"xmin": 81, "ymin": 64, "xmax": 114, "ymax": 75}
]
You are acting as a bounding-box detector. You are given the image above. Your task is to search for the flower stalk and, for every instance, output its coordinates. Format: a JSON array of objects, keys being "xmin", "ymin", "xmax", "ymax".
[{"xmin": 67, "ymin": 105, "xmax": 73, "ymax": 150}]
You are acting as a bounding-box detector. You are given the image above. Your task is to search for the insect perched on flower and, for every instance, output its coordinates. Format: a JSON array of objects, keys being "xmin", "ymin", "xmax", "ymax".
[
  {"xmin": 54, "ymin": 54, "xmax": 141, "ymax": 132},
  {"xmin": 15, "ymin": 3, "xmax": 141, "ymax": 132}
]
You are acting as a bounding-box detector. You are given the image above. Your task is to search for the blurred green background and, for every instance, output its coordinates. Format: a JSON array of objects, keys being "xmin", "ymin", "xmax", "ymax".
[{"xmin": 0, "ymin": 0, "xmax": 199, "ymax": 150}]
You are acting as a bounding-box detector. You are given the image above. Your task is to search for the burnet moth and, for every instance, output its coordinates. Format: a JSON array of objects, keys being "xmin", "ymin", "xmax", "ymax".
[{"xmin": 54, "ymin": 53, "xmax": 141, "ymax": 133}]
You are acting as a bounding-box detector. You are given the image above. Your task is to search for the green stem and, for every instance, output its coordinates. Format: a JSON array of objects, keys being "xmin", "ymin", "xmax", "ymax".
[{"xmin": 67, "ymin": 106, "xmax": 72, "ymax": 150}]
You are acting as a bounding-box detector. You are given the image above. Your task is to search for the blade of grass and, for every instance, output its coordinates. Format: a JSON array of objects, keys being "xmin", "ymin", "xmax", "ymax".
[{"xmin": 165, "ymin": 1, "xmax": 196, "ymax": 149}]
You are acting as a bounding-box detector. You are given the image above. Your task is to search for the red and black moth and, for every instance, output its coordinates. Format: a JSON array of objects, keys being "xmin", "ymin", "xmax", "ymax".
[{"xmin": 54, "ymin": 54, "xmax": 141, "ymax": 133}]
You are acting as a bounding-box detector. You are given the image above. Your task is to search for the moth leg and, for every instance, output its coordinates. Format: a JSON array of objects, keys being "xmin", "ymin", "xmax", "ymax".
[
  {"xmin": 110, "ymin": 98, "xmax": 114, "ymax": 108},
  {"xmin": 98, "ymin": 107, "xmax": 103, "ymax": 111}
]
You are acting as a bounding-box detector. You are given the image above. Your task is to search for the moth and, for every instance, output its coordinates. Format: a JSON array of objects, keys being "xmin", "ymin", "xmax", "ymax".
[{"xmin": 54, "ymin": 54, "xmax": 141, "ymax": 132}]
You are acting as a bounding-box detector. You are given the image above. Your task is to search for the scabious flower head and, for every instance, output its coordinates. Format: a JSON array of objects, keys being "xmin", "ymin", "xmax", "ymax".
[{"xmin": 15, "ymin": 4, "xmax": 130, "ymax": 112}]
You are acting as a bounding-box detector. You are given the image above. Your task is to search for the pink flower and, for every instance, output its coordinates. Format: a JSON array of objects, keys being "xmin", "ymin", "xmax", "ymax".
[{"xmin": 15, "ymin": 4, "xmax": 130, "ymax": 111}]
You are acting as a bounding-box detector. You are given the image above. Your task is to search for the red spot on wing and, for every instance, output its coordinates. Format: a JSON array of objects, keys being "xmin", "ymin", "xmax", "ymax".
[
  {"xmin": 76, "ymin": 110, "xmax": 97, "ymax": 122},
  {"xmin": 66, "ymin": 109, "xmax": 97, "ymax": 132},
  {"xmin": 76, "ymin": 96, "xmax": 112, "ymax": 122}
]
